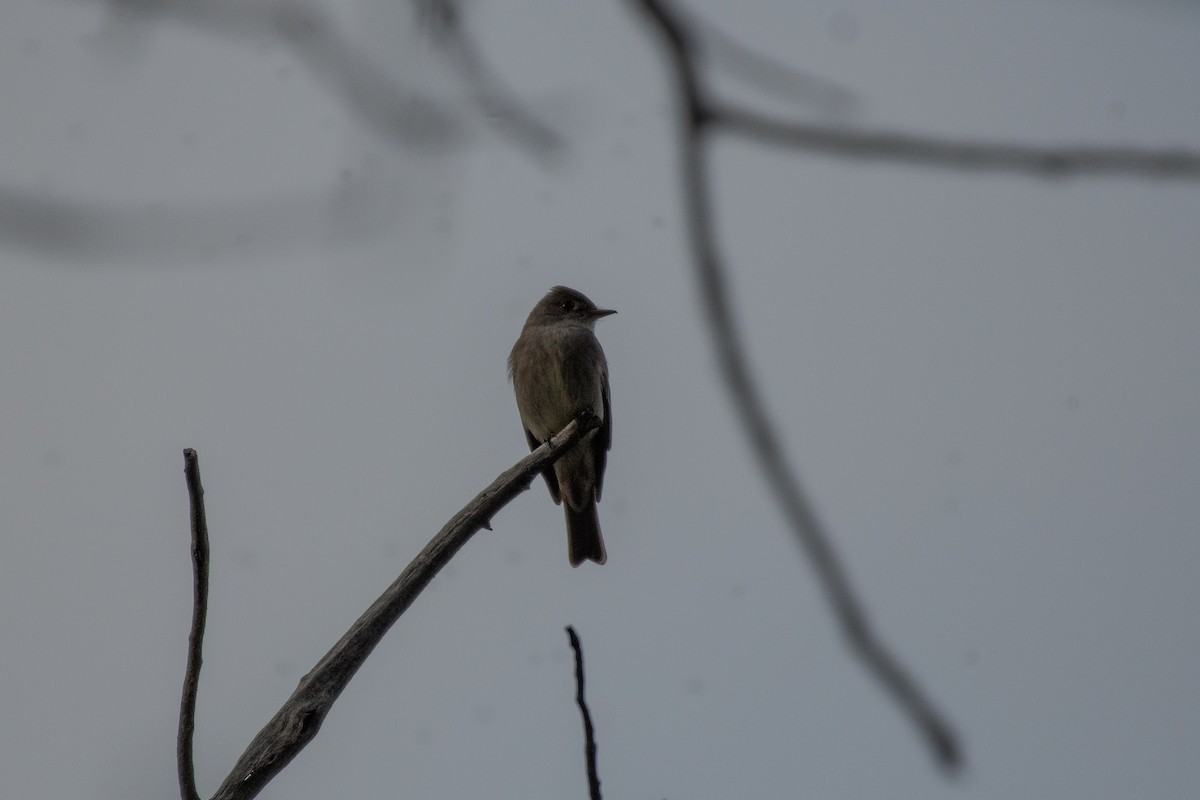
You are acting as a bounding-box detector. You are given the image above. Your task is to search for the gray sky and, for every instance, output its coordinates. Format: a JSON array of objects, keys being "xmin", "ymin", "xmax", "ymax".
[{"xmin": 2, "ymin": 1, "xmax": 1199, "ymax": 798}]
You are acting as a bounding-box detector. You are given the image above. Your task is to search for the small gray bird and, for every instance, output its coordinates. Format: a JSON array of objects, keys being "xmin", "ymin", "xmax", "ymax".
[{"xmin": 509, "ymin": 286, "xmax": 615, "ymax": 566}]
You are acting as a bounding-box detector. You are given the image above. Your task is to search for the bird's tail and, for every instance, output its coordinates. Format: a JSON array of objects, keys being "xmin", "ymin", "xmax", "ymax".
[{"xmin": 565, "ymin": 501, "xmax": 607, "ymax": 567}]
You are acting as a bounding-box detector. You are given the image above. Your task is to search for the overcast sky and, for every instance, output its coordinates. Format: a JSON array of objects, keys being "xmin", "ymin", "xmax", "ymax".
[{"xmin": 2, "ymin": 1, "xmax": 1198, "ymax": 798}]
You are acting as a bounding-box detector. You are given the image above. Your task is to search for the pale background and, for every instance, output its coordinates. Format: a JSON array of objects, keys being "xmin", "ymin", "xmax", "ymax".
[{"xmin": 1, "ymin": 1, "xmax": 1198, "ymax": 798}]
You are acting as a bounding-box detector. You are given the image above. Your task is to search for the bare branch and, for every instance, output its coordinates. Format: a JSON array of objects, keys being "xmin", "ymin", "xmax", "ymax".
[
  {"xmin": 1, "ymin": 0, "xmax": 558, "ymax": 261},
  {"xmin": 692, "ymin": 13, "xmax": 858, "ymax": 116},
  {"xmin": 418, "ymin": 1, "xmax": 565, "ymax": 158},
  {"xmin": 566, "ymin": 626, "xmax": 602, "ymax": 800},
  {"xmin": 628, "ymin": 0, "xmax": 962, "ymax": 772},
  {"xmin": 78, "ymin": 0, "xmax": 561, "ymax": 158},
  {"xmin": 197, "ymin": 414, "xmax": 600, "ymax": 800},
  {"xmin": 0, "ymin": 179, "xmax": 401, "ymax": 262},
  {"xmin": 78, "ymin": 0, "xmax": 463, "ymax": 150},
  {"xmin": 177, "ymin": 449, "xmax": 208, "ymax": 800},
  {"xmin": 718, "ymin": 107, "xmax": 1200, "ymax": 178},
  {"xmin": 637, "ymin": 0, "xmax": 1200, "ymax": 180}
]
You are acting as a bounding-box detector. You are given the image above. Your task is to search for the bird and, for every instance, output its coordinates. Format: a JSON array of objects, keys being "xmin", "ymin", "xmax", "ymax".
[{"xmin": 508, "ymin": 286, "xmax": 615, "ymax": 566}]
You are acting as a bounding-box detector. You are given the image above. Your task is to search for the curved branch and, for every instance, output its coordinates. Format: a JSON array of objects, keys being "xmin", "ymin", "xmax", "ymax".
[
  {"xmin": 629, "ymin": 0, "xmax": 962, "ymax": 772},
  {"xmin": 419, "ymin": 1, "xmax": 564, "ymax": 158},
  {"xmin": 77, "ymin": 0, "xmax": 464, "ymax": 150},
  {"xmin": 191, "ymin": 414, "xmax": 599, "ymax": 800}
]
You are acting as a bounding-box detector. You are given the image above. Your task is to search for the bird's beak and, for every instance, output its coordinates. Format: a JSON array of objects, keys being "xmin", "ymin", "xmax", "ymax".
[{"xmin": 591, "ymin": 308, "xmax": 617, "ymax": 319}]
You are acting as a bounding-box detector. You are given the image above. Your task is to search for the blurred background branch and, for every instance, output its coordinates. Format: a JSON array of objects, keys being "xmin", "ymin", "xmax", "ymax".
[
  {"xmin": 7, "ymin": 0, "xmax": 1195, "ymax": 263},
  {"xmin": 623, "ymin": 0, "xmax": 1199, "ymax": 772},
  {"xmin": 716, "ymin": 107, "xmax": 1200, "ymax": 177},
  {"xmin": 1, "ymin": 0, "xmax": 558, "ymax": 262},
  {"xmin": 629, "ymin": 0, "xmax": 965, "ymax": 772}
]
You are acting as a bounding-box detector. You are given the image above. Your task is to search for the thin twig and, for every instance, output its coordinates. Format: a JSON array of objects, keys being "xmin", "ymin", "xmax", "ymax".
[
  {"xmin": 424, "ymin": 4, "xmax": 565, "ymax": 158},
  {"xmin": 566, "ymin": 626, "xmax": 602, "ymax": 800},
  {"xmin": 692, "ymin": 13, "xmax": 858, "ymax": 115},
  {"xmin": 80, "ymin": 0, "xmax": 560, "ymax": 157},
  {"xmin": 202, "ymin": 414, "xmax": 601, "ymax": 800},
  {"xmin": 74, "ymin": 0, "xmax": 464, "ymax": 150},
  {"xmin": 719, "ymin": 107, "xmax": 1200, "ymax": 178},
  {"xmin": 177, "ymin": 448, "xmax": 208, "ymax": 800},
  {"xmin": 629, "ymin": 0, "xmax": 962, "ymax": 771}
]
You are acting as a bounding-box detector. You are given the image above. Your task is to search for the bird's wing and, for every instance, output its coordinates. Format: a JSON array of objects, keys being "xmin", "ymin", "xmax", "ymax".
[{"xmin": 593, "ymin": 365, "xmax": 611, "ymax": 501}]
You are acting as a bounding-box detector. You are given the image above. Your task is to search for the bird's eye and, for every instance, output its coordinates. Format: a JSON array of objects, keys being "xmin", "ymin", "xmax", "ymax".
[{"xmin": 560, "ymin": 300, "xmax": 576, "ymax": 311}]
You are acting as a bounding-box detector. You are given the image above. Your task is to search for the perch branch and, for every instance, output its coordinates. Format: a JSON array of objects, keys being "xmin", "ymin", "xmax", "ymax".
[{"xmin": 187, "ymin": 414, "xmax": 599, "ymax": 800}]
